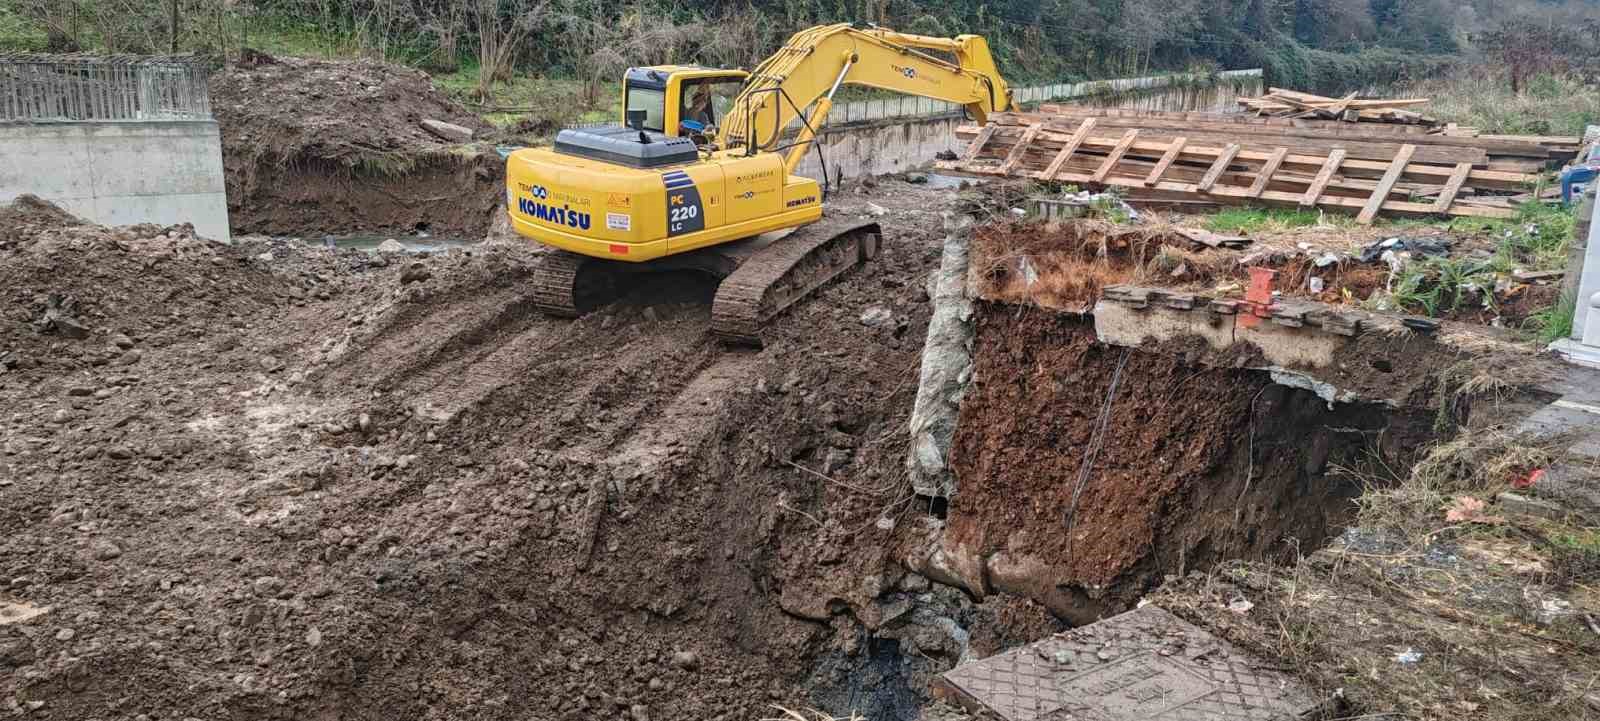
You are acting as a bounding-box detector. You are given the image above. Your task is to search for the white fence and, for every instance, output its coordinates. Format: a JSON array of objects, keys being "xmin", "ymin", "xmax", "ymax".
[{"xmin": 1, "ymin": 54, "xmax": 212, "ymax": 123}]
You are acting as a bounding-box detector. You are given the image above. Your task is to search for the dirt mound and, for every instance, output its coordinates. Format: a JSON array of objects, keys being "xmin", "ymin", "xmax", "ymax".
[
  {"xmin": 0, "ymin": 181, "xmax": 1003, "ymax": 720},
  {"xmin": 0, "ymin": 197, "xmax": 326, "ymax": 376},
  {"xmin": 0, "ymin": 195, "xmax": 82, "ymax": 249},
  {"xmin": 212, "ymin": 52, "xmax": 501, "ymax": 237}
]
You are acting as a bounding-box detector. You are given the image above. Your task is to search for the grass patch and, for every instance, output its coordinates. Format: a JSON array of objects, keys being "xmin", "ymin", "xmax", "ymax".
[
  {"xmin": 432, "ymin": 66, "xmax": 607, "ymax": 131},
  {"xmin": 1396, "ymin": 69, "xmax": 1600, "ymax": 137},
  {"xmin": 1527, "ymin": 289, "xmax": 1578, "ymax": 344},
  {"xmin": 1204, "ymin": 207, "xmax": 1346, "ymax": 233}
]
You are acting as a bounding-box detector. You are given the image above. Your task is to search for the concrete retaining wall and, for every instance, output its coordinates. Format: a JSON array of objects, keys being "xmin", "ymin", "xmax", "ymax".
[
  {"xmin": 0, "ymin": 120, "xmax": 230, "ymax": 242},
  {"xmin": 793, "ymin": 69, "xmax": 1263, "ymax": 184}
]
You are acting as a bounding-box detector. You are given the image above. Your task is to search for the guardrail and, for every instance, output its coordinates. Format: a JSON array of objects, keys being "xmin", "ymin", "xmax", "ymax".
[{"xmin": 1, "ymin": 53, "xmax": 212, "ymax": 123}]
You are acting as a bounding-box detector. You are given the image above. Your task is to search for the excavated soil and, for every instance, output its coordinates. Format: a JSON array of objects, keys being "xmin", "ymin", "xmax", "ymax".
[
  {"xmin": 0, "ymin": 184, "xmax": 1009, "ymax": 720},
  {"xmin": 943, "ymin": 304, "xmax": 1437, "ymax": 619},
  {"xmin": 211, "ymin": 53, "xmax": 501, "ymax": 237}
]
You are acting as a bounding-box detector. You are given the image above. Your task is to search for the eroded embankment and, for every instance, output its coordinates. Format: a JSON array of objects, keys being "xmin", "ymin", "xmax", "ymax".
[
  {"xmin": 212, "ymin": 52, "xmax": 504, "ymax": 237},
  {"xmin": 916, "ymin": 302, "xmax": 1437, "ymax": 624}
]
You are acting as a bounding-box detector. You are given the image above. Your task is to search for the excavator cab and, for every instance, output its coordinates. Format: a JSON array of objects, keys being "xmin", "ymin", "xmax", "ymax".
[{"xmin": 622, "ymin": 67, "xmax": 748, "ymax": 145}]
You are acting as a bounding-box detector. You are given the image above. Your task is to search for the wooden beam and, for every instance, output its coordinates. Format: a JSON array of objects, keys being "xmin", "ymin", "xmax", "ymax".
[
  {"xmin": 998, "ymin": 123, "xmax": 1042, "ymax": 174},
  {"xmin": 961, "ymin": 124, "xmax": 997, "ymax": 162},
  {"xmin": 1198, "ymin": 143, "xmax": 1240, "ymax": 192},
  {"xmin": 1301, "ymin": 149, "xmax": 1346, "ymax": 207},
  {"xmin": 1357, "ymin": 144, "xmax": 1417, "ymax": 224},
  {"xmin": 1248, "ymin": 147, "xmax": 1288, "ymax": 198},
  {"xmin": 1431, "ymin": 162, "xmax": 1474, "ymax": 214},
  {"xmin": 953, "ymin": 123, "xmax": 1542, "ymax": 190},
  {"xmin": 1092, "ymin": 129, "xmax": 1140, "ymax": 183},
  {"xmin": 1039, "ymin": 118, "xmax": 1096, "ymax": 180},
  {"xmin": 1144, "ymin": 137, "xmax": 1186, "ymax": 186}
]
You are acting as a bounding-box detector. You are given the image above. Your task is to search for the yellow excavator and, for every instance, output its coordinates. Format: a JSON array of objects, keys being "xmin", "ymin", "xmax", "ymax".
[{"xmin": 505, "ymin": 22, "xmax": 1011, "ymax": 344}]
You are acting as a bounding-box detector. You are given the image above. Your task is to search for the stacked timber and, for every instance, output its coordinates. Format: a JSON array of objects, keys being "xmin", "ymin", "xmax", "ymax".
[
  {"xmin": 1238, "ymin": 88, "xmax": 1437, "ymax": 125},
  {"xmin": 938, "ymin": 108, "xmax": 1576, "ymax": 223}
]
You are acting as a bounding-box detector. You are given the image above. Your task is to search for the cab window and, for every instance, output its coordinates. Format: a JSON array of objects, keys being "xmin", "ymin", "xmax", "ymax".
[
  {"xmin": 678, "ymin": 78, "xmax": 742, "ymax": 132},
  {"xmin": 625, "ymin": 85, "xmax": 666, "ymax": 132}
]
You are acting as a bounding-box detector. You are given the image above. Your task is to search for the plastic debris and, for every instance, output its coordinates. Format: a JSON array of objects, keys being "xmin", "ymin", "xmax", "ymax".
[
  {"xmin": 1360, "ymin": 236, "xmax": 1453, "ymax": 263},
  {"xmin": 1394, "ymin": 648, "xmax": 1423, "ymax": 664},
  {"xmin": 1443, "ymin": 496, "xmax": 1506, "ymax": 524}
]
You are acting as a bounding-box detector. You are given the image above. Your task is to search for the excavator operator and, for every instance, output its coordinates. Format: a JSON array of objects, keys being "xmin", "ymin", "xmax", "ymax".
[{"xmin": 683, "ymin": 85, "xmax": 716, "ymax": 135}]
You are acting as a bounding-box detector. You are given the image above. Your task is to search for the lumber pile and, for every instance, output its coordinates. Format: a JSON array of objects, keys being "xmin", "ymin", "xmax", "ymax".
[
  {"xmin": 937, "ymin": 108, "xmax": 1575, "ymax": 224},
  {"xmin": 1239, "ymin": 88, "xmax": 1437, "ymax": 126}
]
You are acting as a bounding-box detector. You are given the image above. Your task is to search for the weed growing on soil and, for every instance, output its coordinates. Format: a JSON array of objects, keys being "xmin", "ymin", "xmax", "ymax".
[
  {"xmin": 433, "ymin": 68, "xmax": 599, "ymax": 129},
  {"xmin": 1369, "ymin": 202, "xmax": 1576, "ymax": 324},
  {"xmin": 1352, "ymin": 429, "xmax": 1556, "ymax": 538},
  {"xmin": 1527, "ymin": 289, "xmax": 1578, "ymax": 343},
  {"xmin": 1205, "ymin": 207, "xmax": 1344, "ymax": 234}
]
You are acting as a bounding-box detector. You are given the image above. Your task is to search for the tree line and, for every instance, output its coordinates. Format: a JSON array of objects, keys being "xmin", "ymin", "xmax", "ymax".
[{"xmin": 5, "ymin": 0, "xmax": 1598, "ymax": 95}]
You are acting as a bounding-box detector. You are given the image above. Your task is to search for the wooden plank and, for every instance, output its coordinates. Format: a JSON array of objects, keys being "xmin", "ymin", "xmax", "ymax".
[
  {"xmin": 1092, "ymin": 129, "xmax": 1140, "ymax": 183},
  {"xmin": 961, "ymin": 124, "xmax": 998, "ymax": 162},
  {"xmin": 1431, "ymin": 161, "xmax": 1473, "ymax": 214},
  {"xmin": 992, "ymin": 111, "xmax": 1535, "ymax": 159},
  {"xmin": 1300, "ymin": 150, "xmax": 1346, "ymax": 207},
  {"xmin": 953, "ymin": 124, "xmax": 1541, "ymax": 191},
  {"xmin": 997, "ymin": 123, "xmax": 1043, "ymax": 174},
  {"xmin": 1038, "ymin": 118, "xmax": 1096, "ymax": 180},
  {"xmin": 1356, "ymin": 144, "xmax": 1417, "ymax": 224},
  {"xmin": 1247, "ymin": 147, "xmax": 1288, "ymax": 198},
  {"xmin": 936, "ymin": 157, "xmax": 1516, "ymax": 220},
  {"xmin": 1143, "ymin": 137, "xmax": 1186, "ymax": 186},
  {"xmin": 1198, "ymin": 143, "xmax": 1241, "ymax": 192}
]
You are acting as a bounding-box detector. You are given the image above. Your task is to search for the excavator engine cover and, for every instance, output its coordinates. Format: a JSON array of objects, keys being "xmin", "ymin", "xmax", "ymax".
[{"xmin": 553, "ymin": 126, "xmax": 699, "ymax": 169}]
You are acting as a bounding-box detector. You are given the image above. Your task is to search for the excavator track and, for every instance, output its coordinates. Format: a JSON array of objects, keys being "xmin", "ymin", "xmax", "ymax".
[
  {"xmin": 531, "ymin": 250, "xmax": 628, "ymax": 318},
  {"xmin": 711, "ymin": 217, "xmax": 882, "ymax": 346}
]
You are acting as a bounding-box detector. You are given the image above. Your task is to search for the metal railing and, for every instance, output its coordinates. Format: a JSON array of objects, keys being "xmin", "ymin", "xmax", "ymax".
[
  {"xmin": 566, "ymin": 68, "xmax": 1263, "ymax": 132},
  {"xmin": 1, "ymin": 53, "xmax": 213, "ymax": 123}
]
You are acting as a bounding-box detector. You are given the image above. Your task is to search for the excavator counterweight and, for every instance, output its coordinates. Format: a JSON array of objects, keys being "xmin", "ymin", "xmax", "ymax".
[{"xmin": 504, "ymin": 23, "xmax": 1010, "ymax": 345}]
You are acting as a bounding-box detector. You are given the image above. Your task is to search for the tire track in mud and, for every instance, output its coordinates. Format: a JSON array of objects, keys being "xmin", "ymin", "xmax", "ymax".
[{"xmin": 323, "ymin": 285, "xmax": 532, "ymax": 387}]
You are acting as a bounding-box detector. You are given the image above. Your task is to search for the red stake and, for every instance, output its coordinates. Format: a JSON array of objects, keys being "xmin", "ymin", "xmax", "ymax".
[{"xmin": 1240, "ymin": 267, "xmax": 1277, "ymax": 329}]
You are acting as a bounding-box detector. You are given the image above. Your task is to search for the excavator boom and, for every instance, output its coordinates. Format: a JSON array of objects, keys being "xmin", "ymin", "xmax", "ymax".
[{"xmin": 719, "ymin": 24, "xmax": 1012, "ymax": 172}]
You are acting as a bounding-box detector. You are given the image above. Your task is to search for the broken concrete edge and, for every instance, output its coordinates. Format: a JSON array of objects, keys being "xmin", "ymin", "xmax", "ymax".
[{"xmin": 907, "ymin": 212, "xmax": 976, "ymax": 498}]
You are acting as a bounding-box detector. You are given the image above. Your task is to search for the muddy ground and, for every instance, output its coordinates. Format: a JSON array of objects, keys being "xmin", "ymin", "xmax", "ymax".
[{"xmin": 0, "ymin": 181, "xmax": 1065, "ymax": 720}]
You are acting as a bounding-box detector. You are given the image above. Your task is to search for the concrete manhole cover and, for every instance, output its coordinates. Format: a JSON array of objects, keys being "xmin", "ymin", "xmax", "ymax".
[{"xmin": 934, "ymin": 605, "xmax": 1325, "ymax": 720}]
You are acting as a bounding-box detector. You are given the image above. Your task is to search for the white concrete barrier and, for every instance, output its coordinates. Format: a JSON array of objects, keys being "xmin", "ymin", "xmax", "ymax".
[
  {"xmin": 0, "ymin": 120, "xmax": 230, "ymax": 241},
  {"xmin": 793, "ymin": 69, "xmax": 1264, "ymax": 184}
]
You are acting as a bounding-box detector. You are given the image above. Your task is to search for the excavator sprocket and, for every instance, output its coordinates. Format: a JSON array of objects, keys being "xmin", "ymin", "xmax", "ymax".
[
  {"xmin": 531, "ymin": 249, "xmax": 623, "ymax": 318},
  {"xmin": 710, "ymin": 217, "xmax": 881, "ymax": 346}
]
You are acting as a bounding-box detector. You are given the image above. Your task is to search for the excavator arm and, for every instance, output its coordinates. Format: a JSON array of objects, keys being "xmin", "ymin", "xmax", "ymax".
[{"xmin": 717, "ymin": 23, "xmax": 1012, "ymax": 173}]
